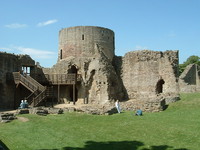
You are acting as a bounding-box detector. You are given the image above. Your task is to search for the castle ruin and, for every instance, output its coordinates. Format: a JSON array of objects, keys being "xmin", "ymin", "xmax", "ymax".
[
  {"xmin": 179, "ymin": 64, "xmax": 200, "ymax": 92},
  {"xmin": 0, "ymin": 26, "xmax": 181, "ymax": 113}
]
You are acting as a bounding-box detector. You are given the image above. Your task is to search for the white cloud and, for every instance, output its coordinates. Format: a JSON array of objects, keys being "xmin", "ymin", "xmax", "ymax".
[
  {"xmin": 0, "ymin": 47, "xmax": 12, "ymax": 51},
  {"xmin": 37, "ymin": 19, "xmax": 58, "ymax": 27},
  {"xmin": 5, "ymin": 23, "xmax": 28, "ymax": 29},
  {"xmin": 14, "ymin": 46, "xmax": 56, "ymax": 59},
  {"xmin": 134, "ymin": 45, "xmax": 148, "ymax": 50},
  {"xmin": 1, "ymin": 46, "xmax": 57, "ymax": 67}
]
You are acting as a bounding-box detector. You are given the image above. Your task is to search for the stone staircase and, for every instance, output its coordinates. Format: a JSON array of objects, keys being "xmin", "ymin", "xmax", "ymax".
[{"xmin": 13, "ymin": 72, "xmax": 49, "ymax": 106}]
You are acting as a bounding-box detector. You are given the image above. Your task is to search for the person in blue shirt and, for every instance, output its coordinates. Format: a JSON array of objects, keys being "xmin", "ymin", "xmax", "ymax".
[
  {"xmin": 24, "ymin": 99, "xmax": 28, "ymax": 108},
  {"xmin": 135, "ymin": 108, "xmax": 143, "ymax": 116},
  {"xmin": 19, "ymin": 100, "xmax": 25, "ymax": 109}
]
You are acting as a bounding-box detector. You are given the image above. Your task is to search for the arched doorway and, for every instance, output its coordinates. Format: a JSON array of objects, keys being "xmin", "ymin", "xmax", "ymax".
[
  {"xmin": 156, "ymin": 79, "xmax": 165, "ymax": 94},
  {"xmin": 68, "ymin": 65, "xmax": 78, "ymax": 74},
  {"xmin": 67, "ymin": 65, "xmax": 78, "ymax": 104}
]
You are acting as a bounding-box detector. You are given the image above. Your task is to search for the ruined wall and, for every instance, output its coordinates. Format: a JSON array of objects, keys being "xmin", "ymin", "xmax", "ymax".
[
  {"xmin": 0, "ymin": 52, "xmax": 35, "ymax": 109},
  {"xmin": 0, "ymin": 52, "xmax": 19, "ymax": 109},
  {"xmin": 179, "ymin": 64, "xmax": 200, "ymax": 93},
  {"xmin": 58, "ymin": 26, "xmax": 115, "ymax": 61},
  {"xmin": 0, "ymin": 26, "xmax": 182, "ymax": 112},
  {"xmin": 121, "ymin": 50, "xmax": 179, "ymax": 103},
  {"xmin": 43, "ymin": 53, "xmax": 124, "ymax": 105},
  {"xmin": 44, "ymin": 26, "xmax": 180, "ymax": 111}
]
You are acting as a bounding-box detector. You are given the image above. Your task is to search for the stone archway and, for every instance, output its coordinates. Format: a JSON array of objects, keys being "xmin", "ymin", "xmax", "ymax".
[
  {"xmin": 66, "ymin": 65, "xmax": 79, "ymax": 104},
  {"xmin": 156, "ymin": 79, "xmax": 165, "ymax": 94},
  {"xmin": 68, "ymin": 65, "xmax": 78, "ymax": 74}
]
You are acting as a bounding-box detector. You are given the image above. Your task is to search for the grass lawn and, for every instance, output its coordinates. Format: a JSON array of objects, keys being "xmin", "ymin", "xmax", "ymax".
[{"xmin": 0, "ymin": 93, "xmax": 200, "ymax": 150}]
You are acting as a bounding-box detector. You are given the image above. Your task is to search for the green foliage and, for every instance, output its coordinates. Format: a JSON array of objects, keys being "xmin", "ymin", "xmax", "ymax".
[
  {"xmin": 178, "ymin": 63, "xmax": 187, "ymax": 75},
  {"xmin": 185, "ymin": 55, "xmax": 200, "ymax": 66},
  {"xmin": 1, "ymin": 93, "xmax": 200, "ymax": 150},
  {"xmin": 179, "ymin": 55, "xmax": 200, "ymax": 75}
]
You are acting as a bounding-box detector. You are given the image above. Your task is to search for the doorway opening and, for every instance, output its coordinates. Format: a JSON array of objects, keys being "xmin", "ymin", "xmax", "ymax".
[
  {"xmin": 156, "ymin": 79, "xmax": 165, "ymax": 94},
  {"xmin": 69, "ymin": 85, "xmax": 78, "ymax": 102},
  {"xmin": 68, "ymin": 65, "xmax": 78, "ymax": 74}
]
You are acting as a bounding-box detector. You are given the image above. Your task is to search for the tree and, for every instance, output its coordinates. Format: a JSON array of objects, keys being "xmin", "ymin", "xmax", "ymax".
[{"xmin": 184, "ymin": 55, "xmax": 200, "ymax": 66}]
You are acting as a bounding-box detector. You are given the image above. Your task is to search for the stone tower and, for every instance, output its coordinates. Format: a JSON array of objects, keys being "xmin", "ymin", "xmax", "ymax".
[
  {"xmin": 43, "ymin": 26, "xmax": 124, "ymax": 105},
  {"xmin": 58, "ymin": 26, "xmax": 115, "ymax": 61}
]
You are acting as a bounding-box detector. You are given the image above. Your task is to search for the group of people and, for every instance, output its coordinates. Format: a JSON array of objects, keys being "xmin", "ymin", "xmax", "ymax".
[
  {"xmin": 19, "ymin": 100, "xmax": 29, "ymax": 109},
  {"xmin": 115, "ymin": 100, "xmax": 143, "ymax": 116}
]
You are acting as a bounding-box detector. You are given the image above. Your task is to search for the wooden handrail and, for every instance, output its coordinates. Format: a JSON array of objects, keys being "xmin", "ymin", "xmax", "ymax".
[
  {"xmin": 32, "ymin": 87, "xmax": 47, "ymax": 106},
  {"xmin": 13, "ymin": 72, "xmax": 45, "ymax": 92},
  {"xmin": 26, "ymin": 75, "xmax": 45, "ymax": 91},
  {"xmin": 13, "ymin": 72, "xmax": 49, "ymax": 107},
  {"xmin": 35, "ymin": 73, "xmax": 78, "ymax": 85}
]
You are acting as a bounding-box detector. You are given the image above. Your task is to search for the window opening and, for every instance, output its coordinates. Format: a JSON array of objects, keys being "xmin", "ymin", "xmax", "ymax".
[
  {"xmin": 22, "ymin": 66, "xmax": 31, "ymax": 75},
  {"xmin": 82, "ymin": 34, "xmax": 84, "ymax": 40},
  {"xmin": 60, "ymin": 49, "xmax": 62, "ymax": 59}
]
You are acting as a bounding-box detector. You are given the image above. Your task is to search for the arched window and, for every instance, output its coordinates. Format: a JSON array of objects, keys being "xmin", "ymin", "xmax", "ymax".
[{"xmin": 156, "ymin": 79, "xmax": 165, "ymax": 94}]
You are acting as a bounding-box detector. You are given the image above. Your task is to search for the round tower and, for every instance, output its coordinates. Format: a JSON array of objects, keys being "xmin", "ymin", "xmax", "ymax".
[{"xmin": 58, "ymin": 26, "xmax": 115, "ymax": 61}]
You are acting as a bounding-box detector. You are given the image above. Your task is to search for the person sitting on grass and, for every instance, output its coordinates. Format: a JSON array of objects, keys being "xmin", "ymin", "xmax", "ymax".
[
  {"xmin": 24, "ymin": 99, "xmax": 29, "ymax": 108},
  {"xmin": 19, "ymin": 100, "xmax": 25, "ymax": 109},
  {"xmin": 135, "ymin": 108, "xmax": 143, "ymax": 116}
]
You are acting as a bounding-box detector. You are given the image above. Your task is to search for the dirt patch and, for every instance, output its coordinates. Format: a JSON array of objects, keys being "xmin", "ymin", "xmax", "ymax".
[{"xmin": 17, "ymin": 116, "xmax": 29, "ymax": 122}]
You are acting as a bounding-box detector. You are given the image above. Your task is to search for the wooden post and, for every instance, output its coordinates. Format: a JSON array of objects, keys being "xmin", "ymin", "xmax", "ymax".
[
  {"xmin": 73, "ymin": 84, "xmax": 75, "ymax": 105},
  {"xmin": 58, "ymin": 84, "xmax": 60, "ymax": 104}
]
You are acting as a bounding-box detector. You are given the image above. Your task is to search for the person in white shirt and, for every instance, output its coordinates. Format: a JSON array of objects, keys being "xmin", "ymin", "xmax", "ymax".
[{"xmin": 115, "ymin": 100, "xmax": 121, "ymax": 113}]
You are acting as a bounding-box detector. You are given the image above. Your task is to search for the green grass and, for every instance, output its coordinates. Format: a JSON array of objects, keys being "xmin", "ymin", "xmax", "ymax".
[{"xmin": 1, "ymin": 93, "xmax": 200, "ymax": 150}]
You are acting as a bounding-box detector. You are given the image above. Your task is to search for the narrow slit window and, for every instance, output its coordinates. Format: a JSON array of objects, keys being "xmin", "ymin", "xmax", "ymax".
[
  {"xmin": 82, "ymin": 34, "xmax": 84, "ymax": 40},
  {"xmin": 60, "ymin": 49, "xmax": 62, "ymax": 59}
]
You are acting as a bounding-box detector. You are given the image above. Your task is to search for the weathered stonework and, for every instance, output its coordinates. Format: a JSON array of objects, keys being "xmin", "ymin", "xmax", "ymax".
[
  {"xmin": 0, "ymin": 26, "xmax": 181, "ymax": 113},
  {"xmin": 0, "ymin": 52, "xmax": 35, "ymax": 109},
  {"xmin": 121, "ymin": 50, "xmax": 179, "ymax": 99},
  {"xmin": 179, "ymin": 64, "xmax": 200, "ymax": 93},
  {"xmin": 58, "ymin": 26, "xmax": 115, "ymax": 61}
]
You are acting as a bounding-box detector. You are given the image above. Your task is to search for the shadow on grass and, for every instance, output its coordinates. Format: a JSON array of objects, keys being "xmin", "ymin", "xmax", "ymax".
[
  {"xmin": 38, "ymin": 140, "xmax": 190, "ymax": 150},
  {"xmin": 0, "ymin": 140, "xmax": 10, "ymax": 150}
]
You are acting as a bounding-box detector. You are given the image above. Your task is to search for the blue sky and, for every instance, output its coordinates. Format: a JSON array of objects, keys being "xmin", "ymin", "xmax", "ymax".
[{"xmin": 0, "ymin": 0, "xmax": 199, "ymax": 67}]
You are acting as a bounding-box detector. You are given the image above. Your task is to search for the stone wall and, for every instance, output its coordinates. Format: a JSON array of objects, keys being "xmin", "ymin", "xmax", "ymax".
[
  {"xmin": 43, "ymin": 49, "xmax": 125, "ymax": 105},
  {"xmin": 0, "ymin": 52, "xmax": 35, "ymax": 109},
  {"xmin": 43, "ymin": 49, "xmax": 180, "ymax": 112},
  {"xmin": 0, "ymin": 52, "xmax": 19, "ymax": 109},
  {"xmin": 179, "ymin": 64, "xmax": 200, "ymax": 93},
  {"xmin": 121, "ymin": 50, "xmax": 179, "ymax": 103}
]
